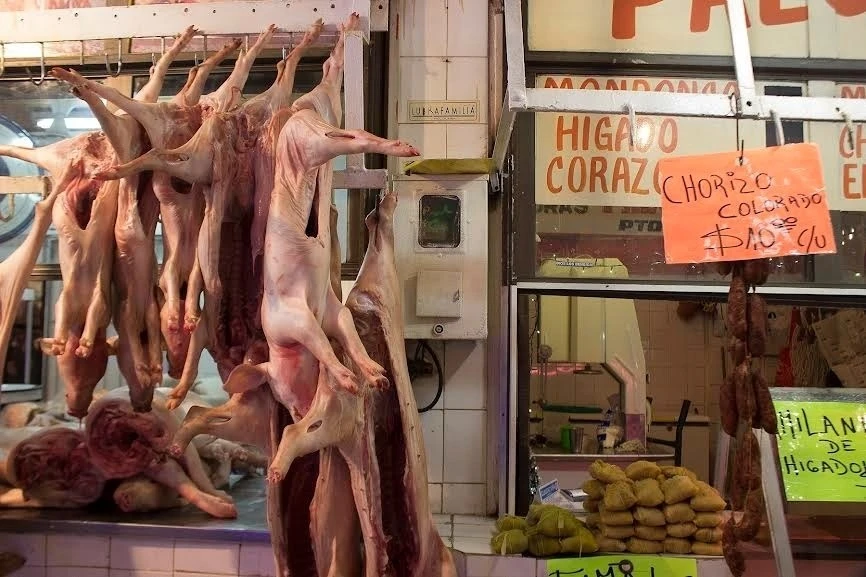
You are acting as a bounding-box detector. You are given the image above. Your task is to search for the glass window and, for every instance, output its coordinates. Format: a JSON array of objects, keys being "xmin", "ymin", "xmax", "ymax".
[
  {"xmin": 418, "ymin": 194, "xmax": 462, "ymax": 248},
  {"xmin": 513, "ymin": 73, "xmax": 866, "ymax": 286}
]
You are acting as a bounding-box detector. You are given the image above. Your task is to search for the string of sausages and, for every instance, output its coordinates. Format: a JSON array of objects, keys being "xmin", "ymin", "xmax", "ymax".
[{"xmin": 717, "ymin": 259, "xmax": 778, "ymax": 577}]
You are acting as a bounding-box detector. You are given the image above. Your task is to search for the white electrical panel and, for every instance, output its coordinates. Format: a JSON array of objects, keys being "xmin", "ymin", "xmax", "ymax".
[{"xmin": 392, "ymin": 175, "xmax": 488, "ymax": 340}]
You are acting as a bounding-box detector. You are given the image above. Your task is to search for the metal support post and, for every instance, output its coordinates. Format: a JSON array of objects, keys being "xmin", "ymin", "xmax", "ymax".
[
  {"xmin": 758, "ymin": 428, "xmax": 797, "ymax": 577},
  {"xmin": 725, "ymin": 0, "xmax": 759, "ymax": 118}
]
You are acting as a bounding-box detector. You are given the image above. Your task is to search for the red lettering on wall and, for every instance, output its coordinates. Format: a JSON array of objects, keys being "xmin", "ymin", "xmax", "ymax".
[
  {"xmin": 611, "ymin": 0, "xmax": 663, "ymax": 39},
  {"xmin": 826, "ymin": 0, "xmax": 866, "ymax": 17},
  {"xmin": 842, "ymin": 164, "xmax": 864, "ymax": 199},
  {"xmin": 760, "ymin": 0, "xmax": 808, "ymax": 25},
  {"xmin": 690, "ymin": 0, "xmax": 751, "ymax": 33},
  {"xmin": 544, "ymin": 77, "xmax": 574, "ymax": 89},
  {"xmin": 841, "ymin": 85, "xmax": 866, "ymax": 99}
]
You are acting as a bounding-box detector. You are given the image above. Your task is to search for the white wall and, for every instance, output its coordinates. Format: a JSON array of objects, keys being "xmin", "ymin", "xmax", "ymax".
[{"xmin": 390, "ymin": 0, "xmax": 492, "ymax": 516}]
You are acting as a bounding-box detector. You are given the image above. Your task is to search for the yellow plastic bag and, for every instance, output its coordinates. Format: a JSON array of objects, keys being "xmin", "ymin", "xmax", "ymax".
[
  {"xmin": 626, "ymin": 460, "xmax": 662, "ymax": 481},
  {"xmin": 561, "ymin": 526, "xmax": 599, "ymax": 555},
  {"xmin": 603, "ymin": 481, "xmax": 638, "ymax": 511},
  {"xmin": 691, "ymin": 481, "xmax": 727, "ymax": 512},
  {"xmin": 634, "ymin": 478, "xmax": 664, "ymax": 507},
  {"xmin": 666, "ymin": 522, "xmax": 697, "ymax": 538},
  {"xmin": 528, "ymin": 534, "xmax": 562, "ymax": 557},
  {"xmin": 528, "ymin": 508, "xmax": 580, "ymax": 538},
  {"xmin": 632, "ymin": 506, "xmax": 666, "ymax": 527},
  {"xmin": 490, "ymin": 530, "xmax": 529, "ymax": 555},
  {"xmin": 692, "ymin": 541, "xmax": 723, "ymax": 556},
  {"xmin": 600, "ymin": 509, "xmax": 635, "ymax": 526},
  {"xmin": 496, "ymin": 515, "xmax": 528, "ymax": 532},
  {"xmin": 586, "ymin": 513, "xmax": 601, "ymax": 528},
  {"xmin": 634, "ymin": 524, "xmax": 667, "ymax": 541},
  {"xmin": 663, "ymin": 537, "xmax": 692, "ymax": 554},
  {"xmin": 626, "ymin": 537, "xmax": 663, "ymax": 554},
  {"xmin": 662, "ymin": 475, "xmax": 699, "ymax": 505},
  {"xmin": 695, "ymin": 527, "xmax": 723, "ymax": 543},
  {"xmin": 582, "ymin": 479, "xmax": 606, "ymax": 499},
  {"xmin": 583, "ymin": 498, "xmax": 600, "ymax": 513},
  {"xmin": 593, "ymin": 531, "xmax": 627, "ymax": 552},
  {"xmin": 661, "ymin": 466, "xmax": 697, "ymax": 480},
  {"xmin": 590, "ymin": 460, "xmax": 627, "ymax": 483},
  {"xmin": 694, "ymin": 512, "xmax": 722, "ymax": 528},
  {"xmin": 602, "ymin": 524, "xmax": 635, "ymax": 539}
]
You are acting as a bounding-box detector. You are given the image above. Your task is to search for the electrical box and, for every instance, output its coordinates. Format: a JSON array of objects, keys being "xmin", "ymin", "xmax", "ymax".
[{"xmin": 392, "ymin": 175, "xmax": 488, "ymax": 340}]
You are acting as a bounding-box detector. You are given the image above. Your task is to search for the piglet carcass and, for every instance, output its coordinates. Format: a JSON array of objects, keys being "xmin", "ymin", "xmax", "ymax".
[{"xmin": 259, "ymin": 192, "xmax": 455, "ymax": 577}]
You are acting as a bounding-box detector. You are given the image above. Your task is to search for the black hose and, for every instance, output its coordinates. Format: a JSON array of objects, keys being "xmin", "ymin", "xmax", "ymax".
[{"xmin": 415, "ymin": 340, "xmax": 443, "ymax": 413}]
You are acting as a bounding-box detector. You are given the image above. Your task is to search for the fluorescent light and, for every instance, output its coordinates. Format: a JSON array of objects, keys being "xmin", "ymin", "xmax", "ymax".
[
  {"xmin": 64, "ymin": 117, "xmax": 101, "ymax": 130},
  {"xmin": 36, "ymin": 118, "xmax": 54, "ymax": 130}
]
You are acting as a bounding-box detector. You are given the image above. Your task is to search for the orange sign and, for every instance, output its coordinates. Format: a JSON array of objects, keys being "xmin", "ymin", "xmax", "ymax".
[{"xmin": 659, "ymin": 143, "xmax": 837, "ymax": 264}]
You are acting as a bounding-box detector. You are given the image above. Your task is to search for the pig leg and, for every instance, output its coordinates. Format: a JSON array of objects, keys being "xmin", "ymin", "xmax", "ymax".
[
  {"xmin": 146, "ymin": 293, "xmax": 163, "ymax": 385},
  {"xmin": 321, "ymin": 287, "xmax": 387, "ymax": 388},
  {"xmin": 267, "ymin": 299, "xmax": 359, "ymax": 394},
  {"xmin": 340, "ymin": 437, "xmax": 388, "ymax": 577},
  {"xmin": 181, "ymin": 439, "xmax": 232, "ymax": 502},
  {"xmin": 267, "ymin": 372, "xmax": 357, "ymax": 483},
  {"xmin": 76, "ymin": 277, "xmax": 111, "ymax": 358},
  {"xmin": 182, "ymin": 39, "xmax": 242, "ymax": 106},
  {"xmin": 184, "ymin": 253, "xmax": 205, "ymax": 331},
  {"xmin": 299, "ymin": 125, "xmax": 419, "ymax": 169},
  {"xmin": 0, "ymin": 168, "xmax": 73, "ymax": 386},
  {"xmin": 165, "ymin": 315, "xmax": 209, "ymax": 410},
  {"xmin": 206, "ymin": 24, "xmax": 277, "ymax": 112},
  {"xmin": 136, "ymin": 25, "xmax": 198, "ymax": 103},
  {"xmin": 145, "ymin": 458, "xmax": 237, "ymax": 519}
]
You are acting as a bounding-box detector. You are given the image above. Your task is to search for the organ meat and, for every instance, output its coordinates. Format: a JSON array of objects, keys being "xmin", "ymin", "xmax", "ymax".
[
  {"xmin": 0, "ymin": 26, "xmax": 195, "ymax": 417},
  {"xmin": 0, "ymin": 425, "xmax": 105, "ymax": 508}
]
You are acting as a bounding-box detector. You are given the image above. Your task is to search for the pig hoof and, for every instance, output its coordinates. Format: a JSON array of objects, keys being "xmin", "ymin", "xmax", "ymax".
[
  {"xmin": 168, "ymin": 443, "xmax": 184, "ymax": 458},
  {"xmin": 332, "ymin": 369, "xmax": 359, "ymax": 395},
  {"xmin": 165, "ymin": 397, "xmax": 182, "ymax": 411},
  {"xmin": 267, "ymin": 468, "xmax": 285, "ymax": 484},
  {"xmin": 167, "ymin": 316, "xmax": 180, "ymax": 332}
]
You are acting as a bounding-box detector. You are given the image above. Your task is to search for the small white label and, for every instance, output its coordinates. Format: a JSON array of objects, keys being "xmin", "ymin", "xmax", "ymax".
[
  {"xmin": 406, "ymin": 100, "xmax": 479, "ymax": 123},
  {"xmin": 538, "ymin": 478, "xmax": 560, "ymax": 503}
]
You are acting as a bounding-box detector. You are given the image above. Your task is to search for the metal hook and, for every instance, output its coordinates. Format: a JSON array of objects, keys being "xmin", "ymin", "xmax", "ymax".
[
  {"xmin": 78, "ymin": 40, "xmax": 84, "ymax": 66},
  {"xmin": 103, "ymin": 39, "xmax": 122, "ymax": 76},
  {"xmin": 0, "ymin": 43, "xmax": 5, "ymax": 79},
  {"xmin": 244, "ymin": 35, "xmax": 250, "ymax": 52},
  {"xmin": 842, "ymin": 111, "xmax": 855, "ymax": 154},
  {"xmin": 738, "ymin": 139, "xmax": 745, "ymax": 165},
  {"xmin": 624, "ymin": 103, "xmax": 636, "ymax": 149},
  {"xmin": 27, "ymin": 42, "xmax": 46, "ymax": 86},
  {"xmin": 151, "ymin": 52, "xmax": 157, "ymax": 66},
  {"xmin": 193, "ymin": 52, "xmax": 199, "ymax": 66},
  {"xmin": 202, "ymin": 34, "xmax": 208, "ymax": 59},
  {"xmin": 160, "ymin": 36, "xmax": 166, "ymax": 56},
  {"xmin": 771, "ymin": 109, "xmax": 785, "ymax": 146},
  {"xmin": 282, "ymin": 45, "xmax": 288, "ymax": 60}
]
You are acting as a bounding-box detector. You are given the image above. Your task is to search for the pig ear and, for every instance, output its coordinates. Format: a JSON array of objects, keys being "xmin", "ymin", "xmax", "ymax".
[
  {"xmin": 223, "ymin": 363, "xmax": 269, "ymax": 394},
  {"xmin": 324, "ymin": 129, "xmax": 356, "ymax": 140}
]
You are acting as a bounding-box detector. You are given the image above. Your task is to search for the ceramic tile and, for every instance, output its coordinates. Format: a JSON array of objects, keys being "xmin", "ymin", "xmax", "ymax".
[
  {"xmin": 443, "ymin": 340, "xmax": 486, "ymax": 410},
  {"xmin": 451, "ymin": 538, "xmax": 491, "ymax": 556},
  {"xmin": 443, "ymin": 410, "xmax": 485, "ymax": 483},
  {"xmin": 443, "ymin": 483, "xmax": 486, "ymax": 515},
  {"xmin": 238, "ymin": 543, "xmax": 275, "ymax": 577},
  {"xmin": 397, "ymin": 123, "xmax": 448, "ymax": 161},
  {"xmin": 465, "ymin": 554, "xmax": 537, "ymax": 577},
  {"xmin": 46, "ymin": 569, "xmax": 108, "ymax": 577},
  {"xmin": 453, "ymin": 523, "xmax": 495, "ymax": 539},
  {"xmin": 108, "ymin": 568, "xmax": 173, "ymax": 577},
  {"xmin": 420, "ymin": 408, "xmax": 444, "ymax": 482},
  {"xmin": 411, "ymin": 340, "xmax": 445, "ymax": 411},
  {"xmin": 46, "ymin": 536, "xmax": 109, "ymax": 568},
  {"xmin": 399, "ymin": 57, "xmax": 448, "ymax": 123},
  {"xmin": 446, "ymin": 0, "xmax": 488, "ymax": 57},
  {"xmin": 429, "ymin": 482, "xmax": 443, "ymax": 514},
  {"xmin": 432, "ymin": 513, "xmax": 452, "ymax": 523},
  {"xmin": 0, "ymin": 533, "xmax": 45, "ymax": 567},
  {"xmin": 435, "ymin": 523, "xmax": 452, "ymax": 539},
  {"xmin": 453, "ymin": 515, "xmax": 495, "ymax": 525},
  {"xmin": 109, "ymin": 537, "xmax": 173, "ymax": 572},
  {"xmin": 172, "ymin": 541, "xmax": 239, "ymax": 575},
  {"xmin": 445, "ymin": 58, "xmax": 488, "ymax": 124},
  {"xmin": 7, "ymin": 567, "xmax": 45, "ymax": 577},
  {"xmin": 399, "ymin": 0, "xmax": 448, "ymax": 57}
]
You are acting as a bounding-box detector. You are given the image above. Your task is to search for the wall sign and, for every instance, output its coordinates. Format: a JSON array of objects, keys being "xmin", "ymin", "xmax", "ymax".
[
  {"xmin": 659, "ymin": 143, "xmax": 836, "ymax": 263},
  {"xmin": 547, "ymin": 556, "xmax": 698, "ymax": 577},
  {"xmin": 534, "ymin": 75, "xmax": 766, "ymax": 208},
  {"xmin": 527, "ymin": 0, "xmax": 866, "ymax": 60},
  {"xmin": 772, "ymin": 388, "xmax": 866, "ymax": 502},
  {"xmin": 406, "ymin": 100, "xmax": 479, "ymax": 123}
]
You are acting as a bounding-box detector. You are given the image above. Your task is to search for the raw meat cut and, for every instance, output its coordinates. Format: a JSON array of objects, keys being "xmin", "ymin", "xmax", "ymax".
[
  {"xmin": 84, "ymin": 387, "xmax": 171, "ymax": 478},
  {"xmin": 0, "ymin": 27, "xmax": 196, "ymax": 417},
  {"xmin": 0, "ymin": 425, "xmax": 105, "ymax": 508},
  {"xmin": 113, "ymin": 475, "xmax": 183, "ymax": 513},
  {"xmin": 0, "ymin": 163, "xmax": 79, "ymax": 400},
  {"xmin": 256, "ymin": 192, "xmax": 455, "ymax": 577}
]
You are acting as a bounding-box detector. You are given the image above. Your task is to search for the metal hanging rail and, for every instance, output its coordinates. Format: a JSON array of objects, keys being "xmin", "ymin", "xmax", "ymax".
[
  {"xmin": 0, "ymin": 0, "xmax": 389, "ymax": 198},
  {"xmin": 492, "ymin": 0, "xmax": 866, "ymax": 172}
]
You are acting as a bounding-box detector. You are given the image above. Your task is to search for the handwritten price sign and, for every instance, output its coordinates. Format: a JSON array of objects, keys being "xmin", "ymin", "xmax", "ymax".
[
  {"xmin": 774, "ymin": 398, "xmax": 866, "ymax": 502},
  {"xmin": 548, "ymin": 555, "xmax": 698, "ymax": 577},
  {"xmin": 659, "ymin": 143, "xmax": 837, "ymax": 263}
]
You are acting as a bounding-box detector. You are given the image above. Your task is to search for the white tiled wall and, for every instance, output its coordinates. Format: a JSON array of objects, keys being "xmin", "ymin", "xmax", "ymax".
[
  {"xmin": 414, "ymin": 339, "xmax": 489, "ymax": 515},
  {"xmin": 393, "ymin": 0, "xmax": 492, "ymax": 517},
  {"xmin": 0, "ymin": 534, "xmax": 275, "ymax": 577}
]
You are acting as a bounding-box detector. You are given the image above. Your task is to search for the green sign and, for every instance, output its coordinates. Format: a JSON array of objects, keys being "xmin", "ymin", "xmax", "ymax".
[
  {"xmin": 547, "ymin": 555, "xmax": 698, "ymax": 577},
  {"xmin": 774, "ymin": 399, "xmax": 866, "ymax": 502}
]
